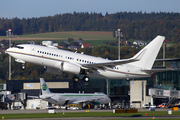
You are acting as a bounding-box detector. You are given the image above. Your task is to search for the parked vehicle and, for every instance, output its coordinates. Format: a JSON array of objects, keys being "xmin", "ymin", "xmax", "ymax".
[
  {"xmin": 36, "ymin": 105, "xmax": 40, "ymax": 109},
  {"xmin": 46, "ymin": 106, "xmax": 54, "ymax": 110},
  {"xmin": 175, "ymin": 102, "xmax": 180, "ymax": 107},
  {"xmin": 142, "ymin": 104, "xmax": 150, "ymax": 109},
  {"xmin": 70, "ymin": 106, "xmax": 82, "ymax": 110},
  {"xmin": 53, "ymin": 104, "xmax": 60, "ymax": 109},
  {"xmin": 157, "ymin": 103, "xmax": 166, "ymax": 108},
  {"xmin": 60, "ymin": 106, "xmax": 69, "ymax": 110},
  {"xmin": 150, "ymin": 105, "xmax": 156, "ymax": 108},
  {"xmin": 12, "ymin": 106, "xmax": 21, "ymax": 110},
  {"xmin": 142, "ymin": 104, "xmax": 156, "ymax": 109}
]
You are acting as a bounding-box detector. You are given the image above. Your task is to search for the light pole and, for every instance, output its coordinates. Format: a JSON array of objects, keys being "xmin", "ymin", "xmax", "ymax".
[
  {"xmin": 115, "ymin": 29, "xmax": 123, "ymax": 60},
  {"xmin": 6, "ymin": 29, "xmax": 13, "ymax": 80},
  {"xmin": 163, "ymin": 39, "xmax": 167, "ymax": 67}
]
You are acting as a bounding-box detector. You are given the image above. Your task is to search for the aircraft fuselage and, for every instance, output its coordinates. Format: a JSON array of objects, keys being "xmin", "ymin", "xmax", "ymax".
[{"xmin": 6, "ymin": 44, "xmax": 151, "ymax": 79}]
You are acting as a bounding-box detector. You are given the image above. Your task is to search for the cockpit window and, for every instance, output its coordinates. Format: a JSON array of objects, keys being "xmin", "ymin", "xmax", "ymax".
[{"xmin": 16, "ymin": 46, "xmax": 24, "ymax": 49}]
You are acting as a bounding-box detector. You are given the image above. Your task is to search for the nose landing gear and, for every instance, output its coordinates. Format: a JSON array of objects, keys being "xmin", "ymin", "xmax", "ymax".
[{"xmin": 22, "ymin": 64, "xmax": 25, "ymax": 70}]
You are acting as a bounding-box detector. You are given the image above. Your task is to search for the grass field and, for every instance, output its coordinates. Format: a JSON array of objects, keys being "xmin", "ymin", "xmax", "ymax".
[
  {"xmin": 0, "ymin": 111, "xmax": 180, "ymax": 119},
  {"xmin": 0, "ymin": 31, "xmax": 117, "ymax": 46},
  {"xmin": 18, "ymin": 31, "xmax": 115, "ymax": 40},
  {"xmin": 0, "ymin": 31, "xmax": 116, "ymax": 40}
]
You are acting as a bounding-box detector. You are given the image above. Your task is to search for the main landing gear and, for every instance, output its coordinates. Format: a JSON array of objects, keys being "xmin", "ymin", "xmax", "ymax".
[
  {"xmin": 82, "ymin": 76, "xmax": 89, "ymax": 82},
  {"xmin": 72, "ymin": 76, "xmax": 89, "ymax": 82},
  {"xmin": 72, "ymin": 76, "xmax": 79, "ymax": 82}
]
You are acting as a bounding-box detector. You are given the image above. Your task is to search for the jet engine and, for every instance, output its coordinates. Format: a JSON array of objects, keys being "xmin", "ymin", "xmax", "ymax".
[
  {"xmin": 63, "ymin": 62, "xmax": 81, "ymax": 74},
  {"xmin": 46, "ymin": 62, "xmax": 81, "ymax": 75}
]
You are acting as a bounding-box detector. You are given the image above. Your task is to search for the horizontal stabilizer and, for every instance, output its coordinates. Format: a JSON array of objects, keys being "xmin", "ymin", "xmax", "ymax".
[{"xmin": 27, "ymin": 96, "xmax": 39, "ymax": 99}]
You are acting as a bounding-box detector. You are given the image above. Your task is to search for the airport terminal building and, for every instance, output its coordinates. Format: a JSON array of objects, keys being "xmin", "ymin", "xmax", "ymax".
[{"xmin": 1, "ymin": 60, "xmax": 180, "ymax": 109}]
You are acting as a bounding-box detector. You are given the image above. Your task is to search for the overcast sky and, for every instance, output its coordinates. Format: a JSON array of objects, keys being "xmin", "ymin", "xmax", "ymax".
[{"xmin": 0, "ymin": 0, "xmax": 180, "ymax": 19}]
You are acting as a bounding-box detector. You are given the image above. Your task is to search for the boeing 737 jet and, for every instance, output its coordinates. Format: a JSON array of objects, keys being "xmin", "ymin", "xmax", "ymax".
[
  {"xmin": 39, "ymin": 78, "xmax": 111, "ymax": 105},
  {"xmin": 6, "ymin": 35, "xmax": 166, "ymax": 82}
]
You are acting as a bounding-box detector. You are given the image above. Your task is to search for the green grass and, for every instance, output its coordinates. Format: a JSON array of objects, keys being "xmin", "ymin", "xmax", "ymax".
[
  {"xmin": 17, "ymin": 31, "xmax": 115, "ymax": 40},
  {"xmin": 0, "ymin": 31, "xmax": 117, "ymax": 46},
  {"xmin": 0, "ymin": 111, "xmax": 180, "ymax": 119}
]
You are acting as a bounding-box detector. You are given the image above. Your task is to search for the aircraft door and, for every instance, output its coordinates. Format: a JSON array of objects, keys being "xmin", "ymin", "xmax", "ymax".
[
  {"xmin": 31, "ymin": 46, "xmax": 36, "ymax": 55},
  {"xmin": 126, "ymin": 65, "xmax": 130, "ymax": 78}
]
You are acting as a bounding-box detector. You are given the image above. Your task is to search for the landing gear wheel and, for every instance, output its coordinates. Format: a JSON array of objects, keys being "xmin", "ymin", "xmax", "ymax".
[
  {"xmin": 73, "ymin": 77, "xmax": 79, "ymax": 82},
  {"xmin": 82, "ymin": 76, "xmax": 89, "ymax": 82},
  {"xmin": 22, "ymin": 64, "xmax": 25, "ymax": 70}
]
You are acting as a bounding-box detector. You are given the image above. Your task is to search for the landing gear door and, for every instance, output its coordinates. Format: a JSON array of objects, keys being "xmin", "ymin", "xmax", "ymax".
[{"xmin": 31, "ymin": 46, "xmax": 36, "ymax": 55}]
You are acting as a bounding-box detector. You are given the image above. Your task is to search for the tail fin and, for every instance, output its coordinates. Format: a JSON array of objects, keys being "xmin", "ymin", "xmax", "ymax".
[
  {"xmin": 130, "ymin": 35, "xmax": 165, "ymax": 69},
  {"xmin": 40, "ymin": 78, "xmax": 51, "ymax": 95}
]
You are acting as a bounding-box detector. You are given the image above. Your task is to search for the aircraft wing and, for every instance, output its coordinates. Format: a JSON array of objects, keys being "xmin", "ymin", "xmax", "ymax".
[
  {"xmin": 81, "ymin": 58, "xmax": 138, "ymax": 68},
  {"xmin": 81, "ymin": 47, "xmax": 146, "ymax": 68},
  {"xmin": 73, "ymin": 98, "xmax": 104, "ymax": 104}
]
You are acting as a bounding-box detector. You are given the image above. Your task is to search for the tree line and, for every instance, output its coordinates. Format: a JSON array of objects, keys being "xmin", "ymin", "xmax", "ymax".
[{"xmin": 1, "ymin": 11, "xmax": 180, "ymax": 42}]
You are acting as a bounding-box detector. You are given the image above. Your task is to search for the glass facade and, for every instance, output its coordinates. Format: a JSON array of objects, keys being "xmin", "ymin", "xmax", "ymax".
[{"xmin": 84, "ymin": 61, "xmax": 180, "ymax": 99}]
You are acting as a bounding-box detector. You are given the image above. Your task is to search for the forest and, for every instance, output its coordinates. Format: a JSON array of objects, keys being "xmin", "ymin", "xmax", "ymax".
[{"xmin": 0, "ymin": 11, "xmax": 180, "ymax": 42}]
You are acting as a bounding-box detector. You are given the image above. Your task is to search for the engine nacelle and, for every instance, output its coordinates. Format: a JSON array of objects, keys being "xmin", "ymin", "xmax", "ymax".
[
  {"xmin": 63, "ymin": 62, "xmax": 81, "ymax": 75},
  {"xmin": 46, "ymin": 62, "xmax": 81, "ymax": 75}
]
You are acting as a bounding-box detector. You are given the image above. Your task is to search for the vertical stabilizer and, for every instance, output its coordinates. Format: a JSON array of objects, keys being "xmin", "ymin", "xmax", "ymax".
[
  {"xmin": 40, "ymin": 78, "xmax": 51, "ymax": 95},
  {"xmin": 130, "ymin": 35, "xmax": 165, "ymax": 69}
]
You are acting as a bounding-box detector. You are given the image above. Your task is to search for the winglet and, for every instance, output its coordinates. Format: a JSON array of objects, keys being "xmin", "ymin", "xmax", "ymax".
[{"xmin": 40, "ymin": 78, "xmax": 51, "ymax": 95}]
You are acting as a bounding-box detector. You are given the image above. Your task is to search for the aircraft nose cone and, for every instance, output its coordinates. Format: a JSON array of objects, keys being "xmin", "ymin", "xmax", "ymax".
[
  {"xmin": 108, "ymin": 98, "xmax": 111, "ymax": 102},
  {"xmin": 5, "ymin": 47, "xmax": 12, "ymax": 53},
  {"xmin": 5, "ymin": 48, "xmax": 10, "ymax": 54}
]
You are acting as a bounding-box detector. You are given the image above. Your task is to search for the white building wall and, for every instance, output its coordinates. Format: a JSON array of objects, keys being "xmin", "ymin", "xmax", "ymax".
[
  {"xmin": 26, "ymin": 99, "xmax": 48, "ymax": 109},
  {"xmin": 130, "ymin": 80, "xmax": 147, "ymax": 108}
]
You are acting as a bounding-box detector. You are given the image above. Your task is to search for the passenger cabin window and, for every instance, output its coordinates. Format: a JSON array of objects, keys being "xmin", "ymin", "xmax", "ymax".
[{"xmin": 16, "ymin": 46, "xmax": 24, "ymax": 49}]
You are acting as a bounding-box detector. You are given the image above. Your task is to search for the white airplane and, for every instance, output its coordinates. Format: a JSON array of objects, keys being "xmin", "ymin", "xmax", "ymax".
[
  {"xmin": 6, "ymin": 35, "xmax": 166, "ymax": 82},
  {"xmin": 39, "ymin": 78, "xmax": 111, "ymax": 105}
]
